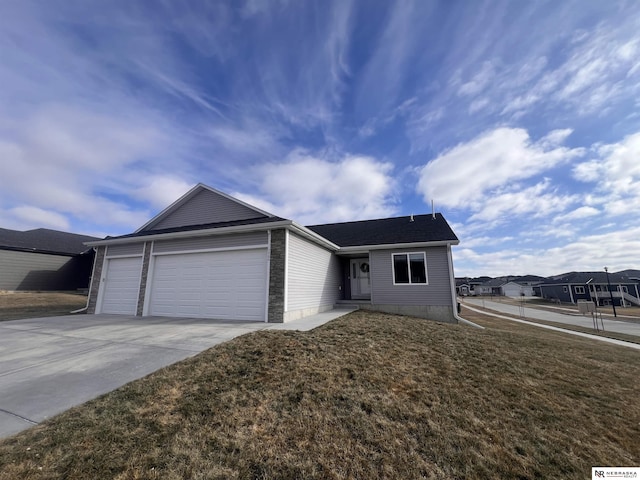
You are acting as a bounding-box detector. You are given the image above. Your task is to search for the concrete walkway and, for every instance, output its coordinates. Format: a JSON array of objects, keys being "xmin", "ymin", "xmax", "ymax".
[
  {"xmin": 464, "ymin": 298, "xmax": 640, "ymax": 337},
  {"xmin": 462, "ymin": 303, "xmax": 640, "ymax": 351},
  {"xmin": 0, "ymin": 309, "xmax": 353, "ymax": 439}
]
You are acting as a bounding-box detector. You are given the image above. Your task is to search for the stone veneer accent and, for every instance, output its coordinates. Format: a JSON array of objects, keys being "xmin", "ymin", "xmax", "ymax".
[
  {"xmin": 136, "ymin": 242, "xmax": 152, "ymax": 316},
  {"xmin": 86, "ymin": 246, "xmax": 106, "ymax": 314},
  {"xmin": 267, "ymin": 229, "xmax": 286, "ymax": 322}
]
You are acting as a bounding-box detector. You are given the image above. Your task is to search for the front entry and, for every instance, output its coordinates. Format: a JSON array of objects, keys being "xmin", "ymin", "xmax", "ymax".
[{"xmin": 350, "ymin": 258, "xmax": 371, "ymax": 299}]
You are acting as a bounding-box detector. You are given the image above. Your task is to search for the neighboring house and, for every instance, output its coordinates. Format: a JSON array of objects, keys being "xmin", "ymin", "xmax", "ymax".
[
  {"xmin": 0, "ymin": 228, "xmax": 98, "ymax": 291},
  {"xmin": 537, "ymin": 271, "xmax": 640, "ymax": 307},
  {"xmin": 474, "ymin": 275, "xmax": 546, "ymax": 297},
  {"xmin": 474, "ymin": 277, "xmax": 505, "ymax": 296},
  {"xmin": 501, "ymin": 281, "xmax": 534, "ymax": 297},
  {"xmin": 85, "ymin": 184, "xmax": 460, "ymax": 323},
  {"xmin": 455, "ymin": 278, "xmax": 471, "ymax": 296}
]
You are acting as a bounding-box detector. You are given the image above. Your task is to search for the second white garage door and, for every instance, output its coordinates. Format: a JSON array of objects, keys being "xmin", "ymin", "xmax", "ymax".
[{"xmin": 148, "ymin": 248, "xmax": 268, "ymax": 321}]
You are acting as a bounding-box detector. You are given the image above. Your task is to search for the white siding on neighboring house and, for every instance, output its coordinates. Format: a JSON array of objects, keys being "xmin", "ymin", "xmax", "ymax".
[
  {"xmin": 370, "ymin": 246, "xmax": 453, "ymax": 306},
  {"xmin": 502, "ymin": 282, "xmax": 534, "ymax": 297},
  {"xmin": 148, "ymin": 189, "xmax": 265, "ymax": 230},
  {"xmin": 285, "ymin": 232, "xmax": 341, "ymax": 321}
]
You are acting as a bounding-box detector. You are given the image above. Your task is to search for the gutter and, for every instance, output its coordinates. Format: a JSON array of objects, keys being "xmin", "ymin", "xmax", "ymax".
[
  {"xmin": 84, "ymin": 220, "xmax": 294, "ymax": 247},
  {"xmin": 70, "ymin": 247, "xmax": 97, "ymax": 314},
  {"xmin": 447, "ymin": 244, "xmax": 484, "ymax": 329}
]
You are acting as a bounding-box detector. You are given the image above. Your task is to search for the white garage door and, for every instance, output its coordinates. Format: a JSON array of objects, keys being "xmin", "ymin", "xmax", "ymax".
[
  {"xmin": 148, "ymin": 248, "xmax": 267, "ymax": 321},
  {"xmin": 100, "ymin": 257, "xmax": 143, "ymax": 314}
]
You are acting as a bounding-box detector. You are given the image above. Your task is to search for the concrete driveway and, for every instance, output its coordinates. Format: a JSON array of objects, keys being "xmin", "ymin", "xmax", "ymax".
[{"xmin": 0, "ymin": 314, "xmax": 272, "ymax": 438}]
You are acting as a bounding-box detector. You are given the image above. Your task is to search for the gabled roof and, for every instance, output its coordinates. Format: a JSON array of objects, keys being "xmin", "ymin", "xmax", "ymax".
[
  {"xmin": 0, "ymin": 228, "xmax": 99, "ymax": 255},
  {"xmin": 478, "ymin": 278, "xmax": 507, "ymax": 287},
  {"xmin": 306, "ymin": 213, "xmax": 459, "ymax": 248},
  {"xmin": 136, "ymin": 183, "xmax": 275, "ymax": 233},
  {"xmin": 542, "ymin": 271, "xmax": 640, "ymax": 285}
]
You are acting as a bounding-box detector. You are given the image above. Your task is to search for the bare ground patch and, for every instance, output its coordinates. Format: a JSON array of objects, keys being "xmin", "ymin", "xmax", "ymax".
[{"xmin": 0, "ymin": 292, "xmax": 87, "ymax": 321}]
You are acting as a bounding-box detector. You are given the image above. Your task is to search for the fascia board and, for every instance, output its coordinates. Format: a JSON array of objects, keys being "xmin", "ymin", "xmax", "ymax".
[
  {"xmin": 287, "ymin": 223, "xmax": 341, "ymax": 251},
  {"xmin": 85, "ymin": 220, "xmax": 293, "ymax": 247},
  {"xmin": 337, "ymin": 239, "xmax": 459, "ymax": 254}
]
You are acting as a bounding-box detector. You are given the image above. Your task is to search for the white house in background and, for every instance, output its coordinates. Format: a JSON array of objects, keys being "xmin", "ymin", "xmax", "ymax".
[{"xmin": 85, "ymin": 184, "xmax": 461, "ymax": 324}]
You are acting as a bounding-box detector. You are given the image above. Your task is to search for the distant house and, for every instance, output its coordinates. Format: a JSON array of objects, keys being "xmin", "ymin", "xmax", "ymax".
[
  {"xmin": 455, "ymin": 278, "xmax": 471, "ymax": 296},
  {"xmin": 0, "ymin": 228, "xmax": 99, "ymax": 291},
  {"xmin": 85, "ymin": 184, "xmax": 461, "ymax": 323},
  {"xmin": 473, "ymin": 275, "xmax": 546, "ymax": 297},
  {"xmin": 536, "ymin": 271, "xmax": 640, "ymax": 307}
]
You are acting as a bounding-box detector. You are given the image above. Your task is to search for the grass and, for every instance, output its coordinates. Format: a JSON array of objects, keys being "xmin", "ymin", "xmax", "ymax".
[
  {"xmin": 486, "ymin": 295, "xmax": 640, "ymax": 323},
  {"xmin": 1, "ymin": 310, "xmax": 639, "ymax": 479},
  {"xmin": 0, "ymin": 292, "xmax": 87, "ymax": 321},
  {"xmin": 466, "ymin": 299, "xmax": 640, "ymax": 344}
]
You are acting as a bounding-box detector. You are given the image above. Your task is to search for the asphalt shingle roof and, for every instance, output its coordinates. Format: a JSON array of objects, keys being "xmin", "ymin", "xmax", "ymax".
[
  {"xmin": 0, "ymin": 228, "xmax": 99, "ymax": 255},
  {"xmin": 306, "ymin": 213, "xmax": 458, "ymax": 247},
  {"xmin": 543, "ymin": 271, "xmax": 640, "ymax": 285}
]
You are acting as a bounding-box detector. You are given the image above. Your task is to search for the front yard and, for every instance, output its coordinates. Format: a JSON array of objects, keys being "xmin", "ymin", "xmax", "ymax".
[
  {"xmin": 0, "ymin": 310, "xmax": 638, "ymax": 479},
  {"xmin": 0, "ymin": 292, "xmax": 87, "ymax": 321}
]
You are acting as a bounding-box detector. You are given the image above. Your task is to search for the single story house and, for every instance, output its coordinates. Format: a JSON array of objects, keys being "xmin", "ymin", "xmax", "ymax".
[
  {"xmin": 85, "ymin": 184, "xmax": 461, "ymax": 323},
  {"xmin": 0, "ymin": 228, "xmax": 98, "ymax": 291},
  {"xmin": 536, "ymin": 271, "xmax": 640, "ymax": 307}
]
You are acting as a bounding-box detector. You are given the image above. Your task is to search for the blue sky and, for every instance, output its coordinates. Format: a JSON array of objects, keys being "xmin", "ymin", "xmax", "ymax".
[{"xmin": 1, "ymin": 1, "xmax": 640, "ymax": 277}]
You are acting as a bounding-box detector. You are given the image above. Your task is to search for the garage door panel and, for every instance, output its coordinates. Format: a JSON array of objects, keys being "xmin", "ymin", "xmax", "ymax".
[
  {"xmin": 101, "ymin": 257, "xmax": 143, "ymax": 315},
  {"xmin": 149, "ymin": 249, "xmax": 267, "ymax": 321}
]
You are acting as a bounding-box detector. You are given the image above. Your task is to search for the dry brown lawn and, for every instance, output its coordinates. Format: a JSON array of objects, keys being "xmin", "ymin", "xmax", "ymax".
[
  {"xmin": 0, "ymin": 309, "xmax": 638, "ymax": 479},
  {"xmin": 0, "ymin": 292, "xmax": 87, "ymax": 321}
]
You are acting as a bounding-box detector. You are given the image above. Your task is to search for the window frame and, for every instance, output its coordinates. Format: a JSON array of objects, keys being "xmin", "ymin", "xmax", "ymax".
[
  {"xmin": 574, "ymin": 286, "xmax": 585, "ymax": 294},
  {"xmin": 392, "ymin": 252, "xmax": 428, "ymax": 285}
]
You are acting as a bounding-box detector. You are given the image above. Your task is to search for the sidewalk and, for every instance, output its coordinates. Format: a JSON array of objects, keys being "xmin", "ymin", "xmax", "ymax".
[
  {"xmin": 267, "ymin": 308, "xmax": 358, "ymax": 331},
  {"xmin": 464, "ymin": 298, "xmax": 640, "ymax": 337}
]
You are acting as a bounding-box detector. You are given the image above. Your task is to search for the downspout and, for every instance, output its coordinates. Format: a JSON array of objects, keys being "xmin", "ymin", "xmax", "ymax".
[
  {"xmin": 71, "ymin": 247, "xmax": 97, "ymax": 314},
  {"xmin": 447, "ymin": 244, "xmax": 484, "ymax": 329}
]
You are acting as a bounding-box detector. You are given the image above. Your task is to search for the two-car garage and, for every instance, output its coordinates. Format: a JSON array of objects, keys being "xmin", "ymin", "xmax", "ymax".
[
  {"xmin": 147, "ymin": 249, "xmax": 267, "ymax": 321},
  {"xmin": 97, "ymin": 232, "xmax": 269, "ymax": 322}
]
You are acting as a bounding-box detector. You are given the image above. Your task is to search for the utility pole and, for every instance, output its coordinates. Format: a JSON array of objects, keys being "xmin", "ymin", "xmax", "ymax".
[{"xmin": 604, "ymin": 267, "xmax": 617, "ymax": 317}]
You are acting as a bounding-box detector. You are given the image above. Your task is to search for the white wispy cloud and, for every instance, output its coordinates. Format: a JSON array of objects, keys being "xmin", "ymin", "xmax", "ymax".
[
  {"xmin": 234, "ymin": 150, "xmax": 397, "ymax": 224},
  {"xmin": 416, "ymin": 127, "xmax": 584, "ymax": 210}
]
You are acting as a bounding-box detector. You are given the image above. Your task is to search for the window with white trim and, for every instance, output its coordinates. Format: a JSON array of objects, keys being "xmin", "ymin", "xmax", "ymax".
[
  {"xmin": 392, "ymin": 252, "xmax": 427, "ymax": 284},
  {"xmin": 575, "ymin": 286, "xmax": 585, "ymax": 294}
]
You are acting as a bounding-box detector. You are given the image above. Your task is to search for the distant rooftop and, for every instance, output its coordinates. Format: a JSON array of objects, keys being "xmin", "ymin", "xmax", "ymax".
[{"xmin": 0, "ymin": 228, "xmax": 99, "ymax": 255}]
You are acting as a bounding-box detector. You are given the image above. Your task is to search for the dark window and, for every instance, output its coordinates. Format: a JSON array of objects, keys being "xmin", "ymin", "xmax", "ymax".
[
  {"xmin": 393, "ymin": 253, "xmax": 427, "ymax": 285},
  {"xmin": 410, "ymin": 253, "xmax": 427, "ymax": 283},
  {"xmin": 575, "ymin": 286, "xmax": 585, "ymax": 294},
  {"xmin": 393, "ymin": 255, "xmax": 409, "ymax": 284}
]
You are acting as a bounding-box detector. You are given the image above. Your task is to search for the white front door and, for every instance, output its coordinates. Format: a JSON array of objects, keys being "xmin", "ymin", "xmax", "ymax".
[{"xmin": 350, "ymin": 258, "xmax": 370, "ymax": 298}]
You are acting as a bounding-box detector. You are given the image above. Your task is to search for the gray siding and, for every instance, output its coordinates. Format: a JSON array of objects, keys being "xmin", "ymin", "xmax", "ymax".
[
  {"xmin": 153, "ymin": 231, "xmax": 268, "ymax": 253},
  {"xmin": 0, "ymin": 249, "xmax": 93, "ymax": 291},
  {"xmin": 287, "ymin": 233, "xmax": 341, "ymax": 312},
  {"xmin": 148, "ymin": 189, "xmax": 265, "ymax": 230},
  {"xmin": 106, "ymin": 243, "xmax": 144, "ymax": 257},
  {"xmin": 370, "ymin": 246, "xmax": 453, "ymax": 306}
]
